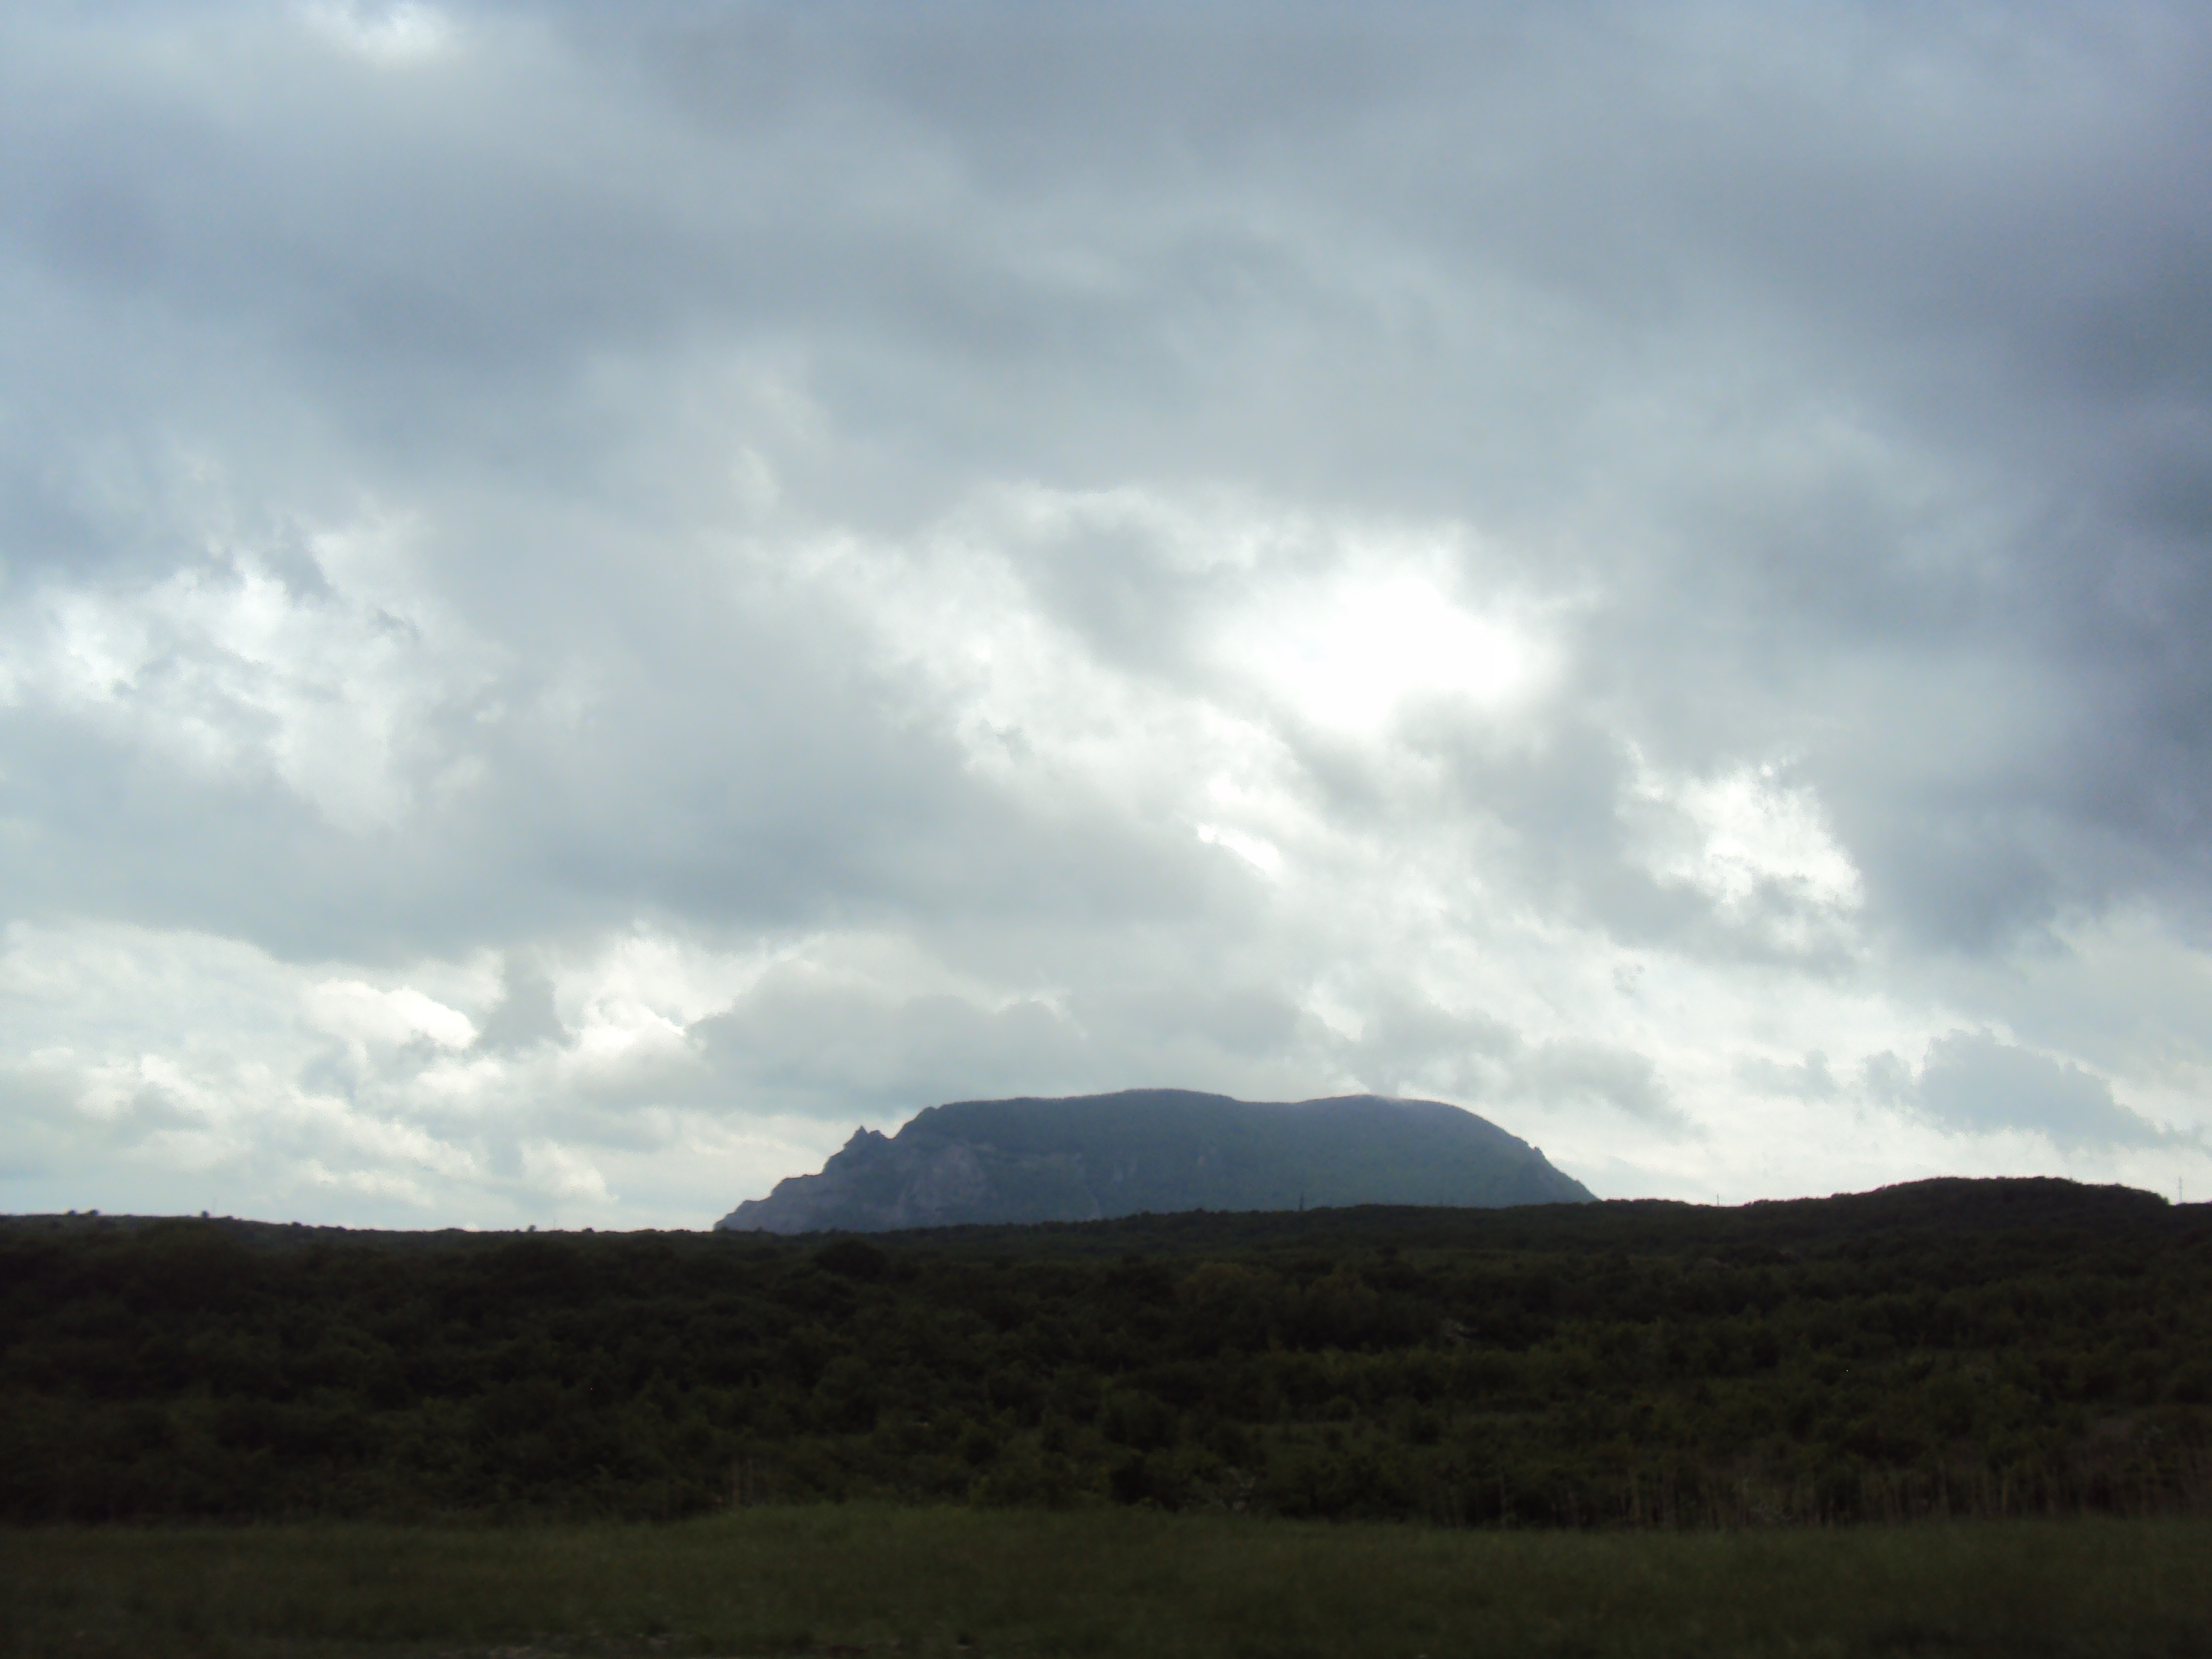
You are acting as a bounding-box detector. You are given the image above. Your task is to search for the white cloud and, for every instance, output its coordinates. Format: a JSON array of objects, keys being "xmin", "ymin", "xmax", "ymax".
[
  {"xmin": 1648, "ymin": 763, "xmax": 1863, "ymax": 914},
  {"xmin": 3, "ymin": 513, "xmax": 499, "ymax": 833},
  {"xmin": 304, "ymin": 979, "xmax": 475, "ymax": 1051}
]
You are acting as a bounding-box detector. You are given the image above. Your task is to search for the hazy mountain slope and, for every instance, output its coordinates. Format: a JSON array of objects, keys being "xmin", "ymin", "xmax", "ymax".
[{"xmin": 717, "ymin": 1089, "xmax": 1594, "ymax": 1233}]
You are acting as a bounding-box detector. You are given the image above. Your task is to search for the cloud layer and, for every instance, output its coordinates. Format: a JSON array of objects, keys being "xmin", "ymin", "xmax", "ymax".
[{"xmin": 3, "ymin": 1, "xmax": 2208, "ymax": 1225}]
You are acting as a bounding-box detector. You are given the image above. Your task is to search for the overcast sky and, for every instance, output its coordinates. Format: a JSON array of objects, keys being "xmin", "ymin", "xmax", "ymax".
[{"xmin": 4, "ymin": 1, "xmax": 2208, "ymax": 1228}]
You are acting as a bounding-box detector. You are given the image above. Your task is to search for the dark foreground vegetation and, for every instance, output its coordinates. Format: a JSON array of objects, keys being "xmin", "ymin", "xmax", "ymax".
[
  {"xmin": 5, "ymin": 1507, "xmax": 2210, "ymax": 1658},
  {"xmin": 3, "ymin": 1179, "xmax": 2208, "ymax": 1527}
]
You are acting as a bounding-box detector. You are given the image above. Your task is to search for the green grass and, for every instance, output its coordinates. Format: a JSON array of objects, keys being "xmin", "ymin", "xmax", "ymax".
[{"xmin": 3, "ymin": 1507, "xmax": 2207, "ymax": 1659}]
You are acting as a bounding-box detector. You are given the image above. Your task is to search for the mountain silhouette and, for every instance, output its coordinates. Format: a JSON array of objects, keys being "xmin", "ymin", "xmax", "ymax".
[{"xmin": 717, "ymin": 1088, "xmax": 1594, "ymax": 1233}]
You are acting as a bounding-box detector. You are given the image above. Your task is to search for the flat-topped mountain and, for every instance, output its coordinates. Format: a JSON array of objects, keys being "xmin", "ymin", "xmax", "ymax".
[{"xmin": 716, "ymin": 1088, "xmax": 1594, "ymax": 1233}]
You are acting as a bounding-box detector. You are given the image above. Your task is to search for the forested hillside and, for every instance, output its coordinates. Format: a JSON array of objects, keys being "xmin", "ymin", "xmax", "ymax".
[{"xmin": 4, "ymin": 1179, "xmax": 2207, "ymax": 1527}]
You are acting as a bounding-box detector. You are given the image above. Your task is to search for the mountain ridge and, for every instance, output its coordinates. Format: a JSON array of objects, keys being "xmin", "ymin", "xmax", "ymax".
[{"xmin": 717, "ymin": 1088, "xmax": 1594, "ymax": 1233}]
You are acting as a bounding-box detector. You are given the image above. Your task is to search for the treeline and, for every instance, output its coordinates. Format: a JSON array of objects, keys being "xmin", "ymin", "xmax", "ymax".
[{"xmin": 2, "ymin": 1179, "xmax": 2208, "ymax": 1527}]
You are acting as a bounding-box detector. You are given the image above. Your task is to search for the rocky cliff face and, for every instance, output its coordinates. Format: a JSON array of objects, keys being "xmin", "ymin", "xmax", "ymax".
[{"xmin": 716, "ymin": 1088, "xmax": 1593, "ymax": 1233}]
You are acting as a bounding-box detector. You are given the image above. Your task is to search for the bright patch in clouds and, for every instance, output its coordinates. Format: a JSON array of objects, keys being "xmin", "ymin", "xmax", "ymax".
[
  {"xmin": 1228, "ymin": 571, "xmax": 1546, "ymax": 732},
  {"xmin": 1196, "ymin": 823, "xmax": 1283, "ymax": 874},
  {"xmin": 1642, "ymin": 762, "xmax": 1865, "ymax": 914}
]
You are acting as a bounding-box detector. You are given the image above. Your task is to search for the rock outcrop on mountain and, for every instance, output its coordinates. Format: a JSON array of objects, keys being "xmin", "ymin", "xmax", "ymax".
[{"xmin": 716, "ymin": 1088, "xmax": 1594, "ymax": 1233}]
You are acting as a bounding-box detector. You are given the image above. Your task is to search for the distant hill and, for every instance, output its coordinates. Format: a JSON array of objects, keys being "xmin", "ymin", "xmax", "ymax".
[{"xmin": 716, "ymin": 1088, "xmax": 1595, "ymax": 1233}]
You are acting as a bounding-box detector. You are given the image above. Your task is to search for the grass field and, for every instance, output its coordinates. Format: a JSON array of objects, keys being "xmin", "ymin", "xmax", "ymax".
[{"xmin": 4, "ymin": 1507, "xmax": 2208, "ymax": 1659}]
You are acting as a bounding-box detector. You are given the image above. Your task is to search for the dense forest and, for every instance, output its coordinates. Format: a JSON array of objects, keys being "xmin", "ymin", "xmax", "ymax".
[{"xmin": 4, "ymin": 1179, "xmax": 2208, "ymax": 1529}]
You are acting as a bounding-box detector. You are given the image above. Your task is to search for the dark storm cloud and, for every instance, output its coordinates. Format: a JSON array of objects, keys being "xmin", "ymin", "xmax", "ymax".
[
  {"xmin": 472, "ymin": 960, "xmax": 567, "ymax": 1053},
  {"xmin": 1517, "ymin": 1038, "xmax": 1689, "ymax": 1134},
  {"xmin": 1869, "ymin": 1031, "xmax": 2195, "ymax": 1151}
]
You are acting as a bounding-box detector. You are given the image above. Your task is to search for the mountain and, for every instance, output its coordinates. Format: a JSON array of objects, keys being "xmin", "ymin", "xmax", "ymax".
[{"xmin": 715, "ymin": 1088, "xmax": 1594, "ymax": 1233}]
